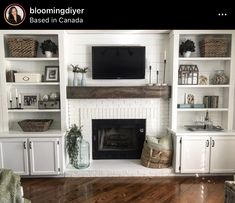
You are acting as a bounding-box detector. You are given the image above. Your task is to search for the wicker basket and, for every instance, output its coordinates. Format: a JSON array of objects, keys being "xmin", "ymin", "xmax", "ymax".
[
  {"xmin": 18, "ymin": 119, "xmax": 53, "ymax": 132},
  {"xmin": 199, "ymin": 38, "xmax": 228, "ymax": 57},
  {"xmin": 7, "ymin": 38, "xmax": 38, "ymax": 57},
  {"xmin": 141, "ymin": 141, "xmax": 172, "ymax": 168}
]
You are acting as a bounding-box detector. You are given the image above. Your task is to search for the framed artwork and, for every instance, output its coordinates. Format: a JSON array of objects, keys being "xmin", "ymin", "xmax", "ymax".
[
  {"xmin": 21, "ymin": 93, "xmax": 39, "ymax": 109},
  {"xmin": 44, "ymin": 66, "xmax": 59, "ymax": 82},
  {"xmin": 199, "ymin": 74, "xmax": 209, "ymax": 85}
]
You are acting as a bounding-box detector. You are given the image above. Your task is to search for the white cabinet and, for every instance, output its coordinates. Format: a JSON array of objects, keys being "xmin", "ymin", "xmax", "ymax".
[
  {"xmin": 0, "ymin": 137, "xmax": 63, "ymax": 176},
  {"xmin": 180, "ymin": 136, "xmax": 210, "ymax": 173},
  {"xmin": 29, "ymin": 138, "xmax": 60, "ymax": 175},
  {"xmin": 210, "ymin": 137, "xmax": 235, "ymax": 173},
  {"xmin": 0, "ymin": 138, "xmax": 29, "ymax": 175},
  {"xmin": 179, "ymin": 135, "xmax": 235, "ymax": 173}
]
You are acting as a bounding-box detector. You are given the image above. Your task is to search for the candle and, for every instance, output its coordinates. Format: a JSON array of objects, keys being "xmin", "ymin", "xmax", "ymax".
[
  {"xmin": 9, "ymin": 91, "xmax": 12, "ymax": 101},
  {"xmin": 164, "ymin": 50, "xmax": 167, "ymax": 60},
  {"xmin": 15, "ymin": 88, "xmax": 18, "ymax": 98},
  {"xmin": 18, "ymin": 94, "xmax": 21, "ymax": 104}
]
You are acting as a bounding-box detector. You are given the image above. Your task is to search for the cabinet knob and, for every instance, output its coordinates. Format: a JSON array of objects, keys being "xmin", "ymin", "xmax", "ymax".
[
  {"xmin": 29, "ymin": 141, "xmax": 32, "ymax": 149},
  {"xmin": 206, "ymin": 140, "xmax": 209, "ymax": 147}
]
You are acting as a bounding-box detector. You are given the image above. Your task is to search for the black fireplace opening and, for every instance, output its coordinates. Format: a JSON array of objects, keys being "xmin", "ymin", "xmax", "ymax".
[{"xmin": 92, "ymin": 119, "xmax": 146, "ymax": 159}]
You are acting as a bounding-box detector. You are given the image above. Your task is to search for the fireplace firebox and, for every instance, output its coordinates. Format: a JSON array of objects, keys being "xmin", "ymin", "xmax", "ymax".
[{"xmin": 92, "ymin": 119, "xmax": 146, "ymax": 159}]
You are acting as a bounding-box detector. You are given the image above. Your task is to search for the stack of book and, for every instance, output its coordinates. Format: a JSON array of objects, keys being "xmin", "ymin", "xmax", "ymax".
[{"xmin": 203, "ymin": 96, "xmax": 219, "ymax": 108}]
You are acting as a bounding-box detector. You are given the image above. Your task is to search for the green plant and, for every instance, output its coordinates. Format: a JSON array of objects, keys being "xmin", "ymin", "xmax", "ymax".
[
  {"xmin": 66, "ymin": 124, "xmax": 83, "ymax": 167},
  {"xmin": 179, "ymin": 39, "xmax": 195, "ymax": 55},
  {"xmin": 71, "ymin": 64, "xmax": 88, "ymax": 73},
  {"xmin": 40, "ymin": 40, "xmax": 58, "ymax": 54}
]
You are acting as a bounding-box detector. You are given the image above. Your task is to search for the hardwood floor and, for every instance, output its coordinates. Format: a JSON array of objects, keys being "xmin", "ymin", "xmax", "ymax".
[{"xmin": 21, "ymin": 176, "xmax": 232, "ymax": 203}]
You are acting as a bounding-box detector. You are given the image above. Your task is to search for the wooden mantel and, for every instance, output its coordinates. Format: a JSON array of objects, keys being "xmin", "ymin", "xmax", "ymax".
[{"xmin": 67, "ymin": 86, "xmax": 171, "ymax": 99}]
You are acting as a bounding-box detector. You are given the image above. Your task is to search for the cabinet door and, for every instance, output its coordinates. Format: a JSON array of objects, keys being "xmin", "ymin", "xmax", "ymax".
[
  {"xmin": 29, "ymin": 138, "xmax": 60, "ymax": 175},
  {"xmin": 0, "ymin": 138, "xmax": 29, "ymax": 175},
  {"xmin": 181, "ymin": 136, "xmax": 210, "ymax": 173},
  {"xmin": 210, "ymin": 137, "xmax": 235, "ymax": 173}
]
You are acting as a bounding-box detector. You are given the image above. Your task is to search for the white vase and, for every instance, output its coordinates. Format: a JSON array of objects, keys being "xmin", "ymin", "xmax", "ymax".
[
  {"xmin": 45, "ymin": 51, "xmax": 53, "ymax": 58},
  {"xmin": 81, "ymin": 73, "xmax": 86, "ymax": 86},
  {"xmin": 183, "ymin": 51, "xmax": 191, "ymax": 57}
]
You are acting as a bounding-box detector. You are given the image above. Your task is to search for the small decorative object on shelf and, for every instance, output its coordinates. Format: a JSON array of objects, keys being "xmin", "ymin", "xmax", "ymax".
[
  {"xmin": 199, "ymin": 74, "xmax": 209, "ymax": 85},
  {"xmin": 40, "ymin": 39, "xmax": 58, "ymax": 58},
  {"xmin": 14, "ymin": 73, "xmax": 42, "ymax": 83},
  {"xmin": 78, "ymin": 67, "xmax": 88, "ymax": 86},
  {"xmin": 211, "ymin": 70, "xmax": 229, "ymax": 84},
  {"xmin": 7, "ymin": 37, "xmax": 38, "ymax": 57},
  {"xmin": 203, "ymin": 96, "xmax": 219, "ymax": 108},
  {"xmin": 21, "ymin": 93, "xmax": 39, "ymax": 109},
  {"xmin": 147, "ymin": 65, "xmax": 153, "ymax": 86},
  {"xmin": 162, "ymin": 51, "xmax": 167, "ymax": 86},
  {"xmin": 49, "ymin": 92, "xmax": 60, "ymax": 101},
  {"xmin": 187, "ymin": 94, "xmax": 194, "ymax": 104},
  {"xmin": 8, "ymin": 88, "xmax": 23, "ymax": 110},
  {"xmin": 66, "ymin": 124, "xmax": 90, "ymax": 169},
  {"xmin": 188, "ymin": 66, "xmax": 193, "ymax": 84},
  {"xmin": 18, "ymin": 119, "xmax": 53, "ymax": 132},
  {"xmin": 71, "ymin": 64, "xmax": 80, "ymax": 86},
  {"xmin": 179, "ymin": 39, "xmax": 195, "ymax": 57},
  {"xmin": 6, "ymin": 70, "xmax": 17, "ymax": 82},
  {"xmin": 44, "ymin": 66, "xmax": 59, "ymax": 82},
  {"xmin": 199, "ymin": 38, "xmax": 228, "ymax": 57},
  {"xmin": 154, "ymin": 69, "xmax": 161, "ymax": 86},
  {"xmin": 39, "ymin": 92, "xmax": 60, "ymax": 109},
  {"xmin": 192, "ymin": 65, "xmax": 199, "ymax": 85},
  {"xmin": 179, "ymin": 65, "xmax": 196, "ymax": 85}
]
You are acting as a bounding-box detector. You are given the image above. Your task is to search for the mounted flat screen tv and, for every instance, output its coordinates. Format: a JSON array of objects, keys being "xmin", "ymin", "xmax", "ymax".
[{"xmin": 92, "ymin": 46, "xmax": 145, "ymax": 79}]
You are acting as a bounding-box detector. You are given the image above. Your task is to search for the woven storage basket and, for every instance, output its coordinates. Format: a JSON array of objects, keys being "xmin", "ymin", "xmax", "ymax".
[
  {"xmin": 141, "ymin": 141, "xmax": 172, "ymax": 168},
  {"xmin": 7, "ymin": 38, "xmax": 38, "ymax": 57},
  {"xmin": 18, "ymin": 119, "xmax": 53, "ymax": 132},
  {"xmin": 199, "ymin": 38, "xmax": 228, "ymax": 57}
]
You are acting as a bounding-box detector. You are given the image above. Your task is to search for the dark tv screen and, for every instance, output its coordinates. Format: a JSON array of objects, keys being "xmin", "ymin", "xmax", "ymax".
[{"xmin": 92, "ymin": 46, "xmax": 145, "ymax": 79}]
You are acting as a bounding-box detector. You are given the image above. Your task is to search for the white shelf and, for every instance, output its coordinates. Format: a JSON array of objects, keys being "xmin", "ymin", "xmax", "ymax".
[
  {"xmin": 5, "ymin": 57, "xmax": 59, "ymax": 61},
  {"xmin": 8, "ymin": 109, "xmax": 61, "ymax": 113},
  {"xmin": 178, "ymin": 85, "xmax": 230, "ymax": 88},
  {"xmin": 0, "ymin": 130, "xmax": 65, "ymax": 137},
  {"xmin": 6, "ymin": 82, "xmax": 60, "ymax": 86},
  {"xmin": 178, "ymin": 57, "xmax": 231, "ymax": 61},
  {"xmin": 177, "ymin": 108, "xmax": 228, "ymax": 112}
]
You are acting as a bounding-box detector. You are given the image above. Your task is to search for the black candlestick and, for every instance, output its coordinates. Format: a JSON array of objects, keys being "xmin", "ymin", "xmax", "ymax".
[
  {"xmin": 16, "ymin": 97, "xmax": 18, "ymax": 109},
  {"xmin": 163, "ymin": 59, "xmax": 167, "ymax": 85},
  {"xmin": 148, "ymin": 65, "xmax": 152, "ymax": 86},
  {"xmin": 9, "ymin": 100, "xmax": 12, "ymax": 109}
]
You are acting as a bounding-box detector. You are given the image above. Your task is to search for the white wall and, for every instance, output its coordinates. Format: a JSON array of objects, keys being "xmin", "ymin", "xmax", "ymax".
[
  {"xmin": 65, "ymin": 32, "xmax": 170, "ymax": 136},
  {"xmin": 66, "ymin": 33, "xmax": 169, "ymax": 86}
]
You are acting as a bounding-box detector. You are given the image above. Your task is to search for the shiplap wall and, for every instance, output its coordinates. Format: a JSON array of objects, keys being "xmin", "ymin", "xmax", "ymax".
[
  {"xmin": 65, "ymin": 33, "xmax": 170, "ymax": 137},
  {"xmin": 66, "ymin": 33, "xmax": 169, "ymax": 86}
]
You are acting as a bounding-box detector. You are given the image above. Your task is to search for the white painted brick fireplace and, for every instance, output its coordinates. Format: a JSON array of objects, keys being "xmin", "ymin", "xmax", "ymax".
[
  {"xmin": 68, "ymin": 98, "xmax": 169, "ymax": 156},
  {"xmin": 65, "ymin": 32, "xmax": 172, "ymax": 176},
  {"xmin": 66, "ymin": 98, "xmax": 172, "ymax": 177}
]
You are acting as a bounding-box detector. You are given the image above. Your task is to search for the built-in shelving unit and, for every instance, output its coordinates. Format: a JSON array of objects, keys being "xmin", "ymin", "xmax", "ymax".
[
  {"xmin": 170, "ymin": 30, "xmax": 235, "ymax": 131},
  {"xmin": 178, "ymin": 85, "xmax": 230, "ymax": 88},
  {"xmin": 177, "ymin": 108, "xmax": 229, "ymax": 112},
  {"xmin": 5, "ymin": 57, "xmax": 59, "ymax": 61},
  {"xmin": 8, "ymin": 109, "xmax": 61, "ymax": 113},
  {"xmin": 0, "ymin": 31, "xmax": 66, "ymax": 133},
  {"xmin": 178, "ymin": 57, "xmax": 231, "ymax": 61},
  {"xmin": 6, "ymin": 82, "xmax": 60, "ymax": 86}
]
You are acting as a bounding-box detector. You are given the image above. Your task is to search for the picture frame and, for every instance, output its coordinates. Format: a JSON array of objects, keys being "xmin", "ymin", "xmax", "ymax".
[
  {"xmin": 21, "ymin": 93, "xmax": 39, "ymax": 109},
  {"xmin": 44, "ymin": 66, "xmax": 59, "ymax": 82}
]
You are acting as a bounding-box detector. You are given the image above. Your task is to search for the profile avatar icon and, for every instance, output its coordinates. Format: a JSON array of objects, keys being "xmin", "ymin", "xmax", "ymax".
[{"xmin": 4, "ymin": 4, "xmax": 26, "ymax": 26}]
